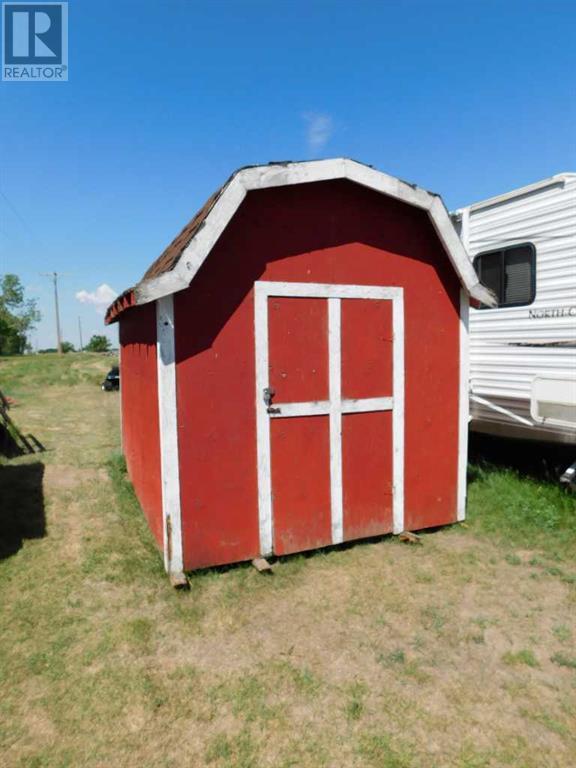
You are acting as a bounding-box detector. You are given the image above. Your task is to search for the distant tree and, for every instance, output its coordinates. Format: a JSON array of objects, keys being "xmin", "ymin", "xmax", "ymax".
[
  {"xmin": 85, "ymin": 334, "xmax": 111, "ymax": 353},
  {"xmin": 0, "ymin": 274, "xmax": 41, "ymax": 355},
  {"xmin": 61, "ymin": 341, "xmax": 75, "ymax": 353},
  {"xmin": 0, "ymin": 314, "xmax": 12, "ymax": 351}
]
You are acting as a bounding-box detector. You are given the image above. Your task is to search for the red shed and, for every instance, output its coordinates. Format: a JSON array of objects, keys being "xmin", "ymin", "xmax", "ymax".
[{"xmin": 106, "ymin": 159, "xmax": 493, "ymax": 581}]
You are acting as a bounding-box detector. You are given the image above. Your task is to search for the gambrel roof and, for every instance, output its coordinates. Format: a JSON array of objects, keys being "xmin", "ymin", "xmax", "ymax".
[{"xmin": 106, "ymin": 158, "xmax": 495, "ymax": 323}]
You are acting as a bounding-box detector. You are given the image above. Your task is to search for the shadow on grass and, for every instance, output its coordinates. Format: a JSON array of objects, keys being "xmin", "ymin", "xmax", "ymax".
[
  {"xmin": 187, "ymin": 530, "xmax": 415, "ymax": 582},
  {"xmin": 0, "ymin": 401, "xmax": 45, "ymax": 459},
  {"xmin": 0, "ymin": 461, "xmax": 45, "ymax": 559},
  {"xmin": 469, "ymin": 432, "xmax": 574, "ymax": 483},
  {"xmin": 107, "ymin": 451, "xmax": 417, "ymax": 584}
]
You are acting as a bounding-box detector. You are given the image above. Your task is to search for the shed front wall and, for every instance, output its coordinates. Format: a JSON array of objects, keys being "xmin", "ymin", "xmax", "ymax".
[
  {"xmin": 119, "ymin": 303, "xmax": 163, "ymax": 549},
  {"xmin": 174, "ymin": 180, "xmax": 462, "ymax": 571}
]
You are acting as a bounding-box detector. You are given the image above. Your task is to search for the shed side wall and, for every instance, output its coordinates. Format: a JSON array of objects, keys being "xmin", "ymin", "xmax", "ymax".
[
  {"xmin": 174, "ymin": 180, "xmax": 462, "ymax": 570},
  {"xmin": 119, "ymin": 303, "xmax": 163, "ymax": 549}
]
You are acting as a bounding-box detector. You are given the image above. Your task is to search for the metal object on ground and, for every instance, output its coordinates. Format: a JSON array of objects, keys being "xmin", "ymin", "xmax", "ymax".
[{"xmin": 560, "ymin": 460, "xmax": 576, "ymax": 487}]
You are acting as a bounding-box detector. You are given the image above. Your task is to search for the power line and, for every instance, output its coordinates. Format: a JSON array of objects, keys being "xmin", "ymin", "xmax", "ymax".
[{"xmin": 0, "ymin": 187, "xmax": 39, "ymax": 243}]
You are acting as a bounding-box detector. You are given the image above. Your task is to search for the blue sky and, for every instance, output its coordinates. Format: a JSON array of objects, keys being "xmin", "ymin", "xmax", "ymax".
[{"xmin": 1, "ymin": 0, "xmax": 575, "ymax": 349}]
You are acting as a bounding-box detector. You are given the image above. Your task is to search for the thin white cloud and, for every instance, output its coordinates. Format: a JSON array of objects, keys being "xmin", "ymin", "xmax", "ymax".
[
  {"xmin": 303, "ymin": 112, "xmax": 333, "ymax": 153},
  {"xmin": 75, "ymin": 283, "xmax": 117, "ymax": 315}
]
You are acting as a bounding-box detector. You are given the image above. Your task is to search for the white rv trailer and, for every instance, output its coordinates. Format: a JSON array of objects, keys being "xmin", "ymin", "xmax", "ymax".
[{"xmin": 452, "ymin": 173, "xmax": 576, "ymax": 446}]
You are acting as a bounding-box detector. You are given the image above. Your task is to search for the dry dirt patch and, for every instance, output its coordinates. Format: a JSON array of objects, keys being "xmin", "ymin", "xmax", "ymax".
[{"xmin": 43, "ymin": 464, "xmax": 105, "ymax": 491}]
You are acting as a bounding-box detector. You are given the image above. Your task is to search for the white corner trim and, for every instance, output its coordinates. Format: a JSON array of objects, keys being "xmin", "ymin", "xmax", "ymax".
[
  {"xmin": 457, "ymin": 288, "xmax": 469, "ymax": 522},
  {"xmin": 133, "ymin": 159, "xmax": 495, "ymax": 307},
  {"xmin": 156, "ymin": 296, "xmax": 184, "ymax": 575},
  {"xmin": 392, "ymin": 291, "xmax": 405, "ymax": 534}
]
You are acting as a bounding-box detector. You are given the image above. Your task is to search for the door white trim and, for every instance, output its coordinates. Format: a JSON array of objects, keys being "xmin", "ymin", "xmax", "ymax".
[
  {"xmin": 254, "ymin": 286, "xmax": 274, "ymax": 556},
  {"xmin": 267, "ymin": 397, "xmax": 394, "ymax": 419},
  {"xmin": 254, "ymin": 281, "xmax": 405, "ymax": 556},
  {"xmin": 268, "ymin": 400, "xmax": 332, "ymax": 418},
  {"xmin": 328, "ymin": 297, "xmax": 343, "ymax": 543},
  {"xmin": 256, "ymin": 281, "xmax": 404, "ymax": 300}
]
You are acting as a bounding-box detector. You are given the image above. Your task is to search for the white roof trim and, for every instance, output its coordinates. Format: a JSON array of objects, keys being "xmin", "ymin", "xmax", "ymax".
[{"xmin": 134, "ymin": 159, "xmax": 496, "ymax": 307}]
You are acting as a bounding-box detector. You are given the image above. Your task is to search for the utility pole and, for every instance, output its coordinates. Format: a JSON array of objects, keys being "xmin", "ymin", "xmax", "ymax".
[
  {"xmin": 41, "ymin": 272, "xmax": 63, "ymax": 354},
  {"xmin": 78, "ymin": 316, "xmax": 83, "ymax": 352}
]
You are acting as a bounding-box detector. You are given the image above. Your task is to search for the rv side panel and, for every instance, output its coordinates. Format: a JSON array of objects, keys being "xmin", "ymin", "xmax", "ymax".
[{"xmin": 460, "ymin": 174, "xmax": 576, "ymax": 443}]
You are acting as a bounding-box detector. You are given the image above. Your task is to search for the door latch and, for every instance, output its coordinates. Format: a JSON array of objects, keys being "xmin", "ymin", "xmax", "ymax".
[{"xmin": 263, "ymin": 387, "xmax": 281, "ymax": 414}]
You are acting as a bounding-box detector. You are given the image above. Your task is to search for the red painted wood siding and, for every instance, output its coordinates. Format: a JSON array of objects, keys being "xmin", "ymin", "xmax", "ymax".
[
  {"xmin": 343, "ymin": 410, "xmax": 393, "ymax": 540},
  {"xmin": 269, "ymin": 297, "xmax": 332, "ymax": 554},
  {"xmin": 174, "ymin": 179, "xmax": 461, "ymax": 570},
  {"xmin": 341, "ymin": 298, "xmax": 393, "ymax": 399},
  {"xmin": 341, "ymin": 299, "xmax": 394, "ymax": 540},
  {"xmin": 271, "ymin": 415, "xmax": 332, "ymax": 555},
  {"xmin": 119, "ymin": 303, "xmax": 163, "ymax": 549},
  {"xmin": 268, "ymin": 297, "xmax": 328, "ymax": 403}
]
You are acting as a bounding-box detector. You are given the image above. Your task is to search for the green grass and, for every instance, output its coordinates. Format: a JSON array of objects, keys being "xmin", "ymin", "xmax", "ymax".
[
  {"xmin": 357, "ymin": 733, "xmax": 414, "ymax": 768},
  {"xmin": 345, "ymin": 681, "xmax": 368, "ymax": 721},
  {"xmin": 552, "ymin": 625, "xmax": 573, "ymax": 644},
  {"xmin": 522, "ymin": 709, "xmax": 572, "ymax": 738},
  {"xmin": 0, "ymin": 352, "xmax": 117, "ymax": 398},
  {"xmin": 378, "ymin": 649, "xmax": 406, "ymax": 666},
  {"xmin": 99, "ymin": 453, "xmax": 166, "ymax": 583},
  {"xmin": 551, "ymin": 652, "xmax": 576, "ymax": 670},
  {"xmin": 1, "ymin": 352, "xmax": 576, "ymax": 768},
  {"xmin": 467, "ymin": 463, "xmax": 576, "ymax": 559},
  {"xmin": 205, "ymin": 731, "xmax": 257, "ymax": 767},
  {"xmin": 502, "ymin": 649, "xmax": 539, "ymax": 668}
]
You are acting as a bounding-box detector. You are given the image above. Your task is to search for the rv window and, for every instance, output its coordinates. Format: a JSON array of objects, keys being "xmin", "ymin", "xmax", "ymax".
[{"xmin": 473, "ymin": 243, "xmax": 535, "ymax": 308}]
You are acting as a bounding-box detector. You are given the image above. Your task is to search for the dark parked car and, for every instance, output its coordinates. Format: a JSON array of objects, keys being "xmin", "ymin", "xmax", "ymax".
[{"xmin": 101, "ymin": 366, "xmax": 120, "ymax": 391}]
